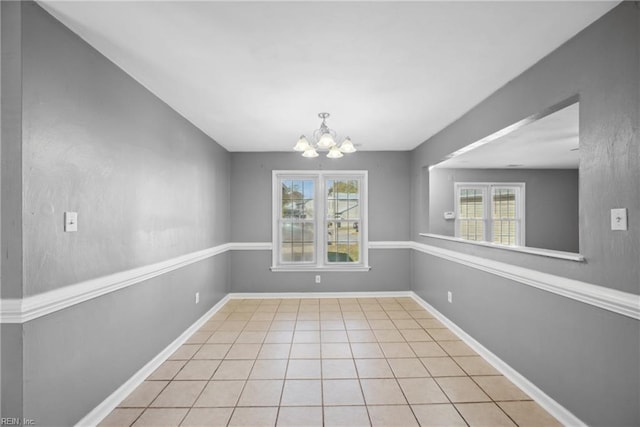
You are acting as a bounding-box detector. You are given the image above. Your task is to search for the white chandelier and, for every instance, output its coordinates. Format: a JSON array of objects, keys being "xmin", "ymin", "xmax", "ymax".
[{"xmin": 293, "ymin": 112, "xmax": 357, "ymax": 159}]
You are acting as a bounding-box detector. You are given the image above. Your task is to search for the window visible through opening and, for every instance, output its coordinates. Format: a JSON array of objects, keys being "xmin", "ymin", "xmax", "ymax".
[{"xmin": 455, "ymin": 183, "xmax": 524, "ymax": 246}]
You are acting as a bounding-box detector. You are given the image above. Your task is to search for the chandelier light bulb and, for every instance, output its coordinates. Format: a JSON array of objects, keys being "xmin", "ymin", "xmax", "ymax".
[
  {"xmin": 302, "ymin": 147, "xmax": 319, "ymax": 158},
  {"xmin": 293, "ymin": 135, "xmax": 311, "ymax": 152},
  {"xmin": 327, "ymin": 145, "xmax": 344, "ymax": 159},
  {"xmin": 317, "ymin": 132, "xmax": 336, "ymax": 149},
  {"xmin": 339, "ymin": 137, "xmax": 356, "ymax": 153}
]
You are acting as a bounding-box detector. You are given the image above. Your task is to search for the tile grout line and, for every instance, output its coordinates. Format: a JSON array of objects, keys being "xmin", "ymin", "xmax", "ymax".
[
  {"xmin": 223, "ymin": 300, "xmax": 261, "ymax": 427},
  {"xmin": 180, "ymin": 313, "xmax": 235, "ymax": 422},
  {"xmin": 356, "ymin": 298, "xmax": 375, "ymax": 427},
  {"xmin": 384, "ymin": 300, "xmax": 433, "ymax": 426},
  {"xmin": 274, "ymin": 299, "xmax": 297, "ymax": 426}
]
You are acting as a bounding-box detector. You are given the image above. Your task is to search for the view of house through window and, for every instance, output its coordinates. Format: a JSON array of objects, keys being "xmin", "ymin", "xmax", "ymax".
[
  {"xmin": 327, "ymin": 179, "xmax": 361, "ymax": 263},
  {"xmin": 281, "ymin": 179, "xmax": 315, "ymax": 262},
  {"xmin": 273, "ymin": 171, "xmax": 368, "ymax": 270},
  {"xmin": 455, "ymin": 183, "xmax": 524, "ymax": 246}
]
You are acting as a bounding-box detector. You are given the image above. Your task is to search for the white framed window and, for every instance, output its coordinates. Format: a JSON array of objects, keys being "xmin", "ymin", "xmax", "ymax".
[
  {"xmin": 455, "ymin": 182, "xmax": 525, "ymax": 246},
  {"xmin": 272, "ymin": 170, "xmax": 369, "ymax": 271}
]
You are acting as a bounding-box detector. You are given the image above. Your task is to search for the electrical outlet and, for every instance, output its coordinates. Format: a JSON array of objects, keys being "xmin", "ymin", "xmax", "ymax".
[
  {"xmin": 447, "ymin": 291, "xmax": 452, "ymax": 303},
  {"xmin": 315, "ymin": 275, "xmax": 321, "ymax": 284},
  {"xmin": 195, "ymin": 292, "xmax": 200, "ymax": 304}
]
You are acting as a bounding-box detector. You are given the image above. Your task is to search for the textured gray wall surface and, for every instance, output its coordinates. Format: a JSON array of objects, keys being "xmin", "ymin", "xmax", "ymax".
[
  {"xmin": 21, "ymin": 1, "xmax": 231, "ymax": 296},
  {"xmin": 411, "ymin": 3, "xmax": 639, "ymax": 426},
  {"xmin": 23, "ymin": 254, "xmax": 229, "ymax": 426},
  {"xmin": 429, "ymin": 168, "xmax": 579, "ymax": 252},
  {"xmin": 1, "ymin": 0, "xmax": 23, "ymax": 300},
  {"xmin": 412, "ymin": 251, "xmax": 640, "ymax": 427},
  {"xmin": 411, "ymin": 2, "xmax": 639, "ymax": 294},
  {"xmin": 1, "ymin": 1, "xmax": 24, "ymax": 418},
  {"xmin": 231, "ymin": 249, "xmax": 410, "ymax": 293},
  {"xmin": 229, "ymin": 152, "xmax": 412, "ymax": 292},
  {"xmin": 1, "ymin": 325, "xmax": 23, "ymax": 420},
  {"xmin": 4, "ymin": 2, "xmax": 232, "ymax": 425}
]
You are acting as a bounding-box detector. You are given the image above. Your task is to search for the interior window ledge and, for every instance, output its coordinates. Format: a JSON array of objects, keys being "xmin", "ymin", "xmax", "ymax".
[
  {"xmin": 270, "ymin": 266, "xmax": 372, "ymax": 272},
  {"xmin": 419, "ymin": 233, "xmax": 585, "ymax": 262}
]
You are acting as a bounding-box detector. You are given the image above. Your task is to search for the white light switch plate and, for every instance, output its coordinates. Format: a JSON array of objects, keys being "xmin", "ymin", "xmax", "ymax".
[
  {"xmin": 64, "ymin": 212, "xmax": 78, "ymax": 232},
  {"xmin": 610, "ymin": 208, "xmax": 627, "ymax": 231}
]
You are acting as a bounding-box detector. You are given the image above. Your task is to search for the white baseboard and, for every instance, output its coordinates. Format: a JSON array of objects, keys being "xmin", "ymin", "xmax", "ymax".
[
  {"xmin": 227, "ymin": 291, "xmax": 413, "ymax": 300},
  {"xmin": 75, "ymin": 295, "xmax": 231, "ymax": 427},
  {"xmin": 409, "ymin": 291, "xmax": 586, "ymax": 427}
]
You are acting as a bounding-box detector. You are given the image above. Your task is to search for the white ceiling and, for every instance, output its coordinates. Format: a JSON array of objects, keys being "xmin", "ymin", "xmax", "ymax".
[
  {"xmin": 433, "ymin": 102, "xmax": 579, "ymax": 169},
  {"xmin": 39, "ymin": 1, "xmax": 617, "ymax": 152}
]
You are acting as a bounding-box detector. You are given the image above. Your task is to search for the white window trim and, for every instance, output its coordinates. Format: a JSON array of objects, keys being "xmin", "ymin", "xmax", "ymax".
[
  {"xmin": 271, "ymin": 170, "xmax": 370, "ymax": 272},
  {"xmin": 454, "ymin": 182, "xmax": 526, "ymax": 247}
]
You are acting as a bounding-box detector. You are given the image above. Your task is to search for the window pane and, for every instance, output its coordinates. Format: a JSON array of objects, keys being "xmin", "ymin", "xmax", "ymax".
[
  {"xmin": 327, "ymin": 220, "xmax": 359, "ymax": 263},
  {"xmin": 281, "ymin": 222, "xmax": 315, "ymax": 243},
  {"xmin": 281, "ymin": 222, "xmax": 315, "ymax": 263},
  {"xmin": 326, "ymin": 179, "xmax": 360, "ymax": 220},
  {"xmin": 492, "ymin": 188, "xmax": 516, "ymax": 219},
  {"xmin": 492, "ymin": 187, "xmax": 517, "ymax": 245},
  {"xmin": 327, "ymin": 243, "xmax": 359, "ymax": 263},
  {"xmin": 282, "ymin": 179, "xmax": 314, "ymax": 219},
  {"xmin": 326, "ymin": 178, "xmax": 360, "ymax": 264},
  {"xmin": 458, "ymin": 187, "xmax": 484, "ymax": 241},
  {"xmin": 281, "ymin": 242, "xmax": 315, "ymax": 263},
  {"xmin": 459, "ymin": 189, "xmax": 483, "ymax": 219},
  {"xmin": 493, "ymin": 220, "xmax": 516, "ymax": 245},
  {"xmin": 459, "ymin": 219, "xmax": 484, "ymax": 241}
]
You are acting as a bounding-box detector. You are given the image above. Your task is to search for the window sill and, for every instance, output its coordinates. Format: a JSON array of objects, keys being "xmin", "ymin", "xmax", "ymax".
[
  {"xmin": 270, "ymin": 266, "xmax": 372, "ymax": 272},
  {"xmin": 419, "ymin": 233, "xmax": 585, "ymax": 262}
]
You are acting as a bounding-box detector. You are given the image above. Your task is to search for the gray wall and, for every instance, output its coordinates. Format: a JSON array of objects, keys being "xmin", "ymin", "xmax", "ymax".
[
  {"xmin": 23, "ymin": 254, "xmax": 229, "ymax": 426},
  {"xmin": 1, "ymin": 0, "xmax": 22, "ymax": 301},
  {"xmin": 229, "ymin": 152, "xmax": 412, "ymax": 292},
  {"xmin": 0, "ymin": 324, "xmax": 23, "ymax": 421},
  {"xmin": 412, "ymin": 252, "xmax": 640, "ymax": 427},
  {"xmin": 1, "ymin": 2, "xmax": 231, "ymax": 425},
  {"xmin": 411, "ymin": 3, "xmax": 639, "ymax": 426},
  {"xmin": 1, "ymin": 1, "xmax": 24, "ymax": 419},
  {"xmin": 429, "ymin": 168, "xmax": 579, "ymax": 252},
  {"xmin": 21, "ymin": 1, "xmax": 230, "ymax": 296},
  {"xmin": 411, "ymin": 2, "xmax": 639, "ymax": 293},
  {"xmin": 231, "ymin": 249, "xmax": 410, "ymax": 293}
]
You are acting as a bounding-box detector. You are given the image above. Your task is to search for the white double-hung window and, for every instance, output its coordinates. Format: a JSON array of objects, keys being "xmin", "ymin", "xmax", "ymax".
[
  {"xmin": 272, "ymin": 170, "xmax": 368, "ymax": 271},
  {"xmin": 455, "ymin": 182, "xmax": 525, "ymax": 246}
]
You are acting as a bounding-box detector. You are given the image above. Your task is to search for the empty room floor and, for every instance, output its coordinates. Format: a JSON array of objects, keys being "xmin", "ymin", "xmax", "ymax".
[{"xmin": 100, "ymin": 297, "xmax": 561, "ymax": 426}]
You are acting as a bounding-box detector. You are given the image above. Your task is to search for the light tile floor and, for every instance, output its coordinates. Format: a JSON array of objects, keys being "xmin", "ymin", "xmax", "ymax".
[{"xmin": 100, "ymin": 297, "xmax": 562, "ymax": 426}]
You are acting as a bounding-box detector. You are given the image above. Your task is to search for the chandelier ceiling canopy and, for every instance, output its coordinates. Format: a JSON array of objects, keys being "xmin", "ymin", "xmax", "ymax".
[{"xmin": 293, "ymin": 113, "xmax": 357, "ymax": 159}]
